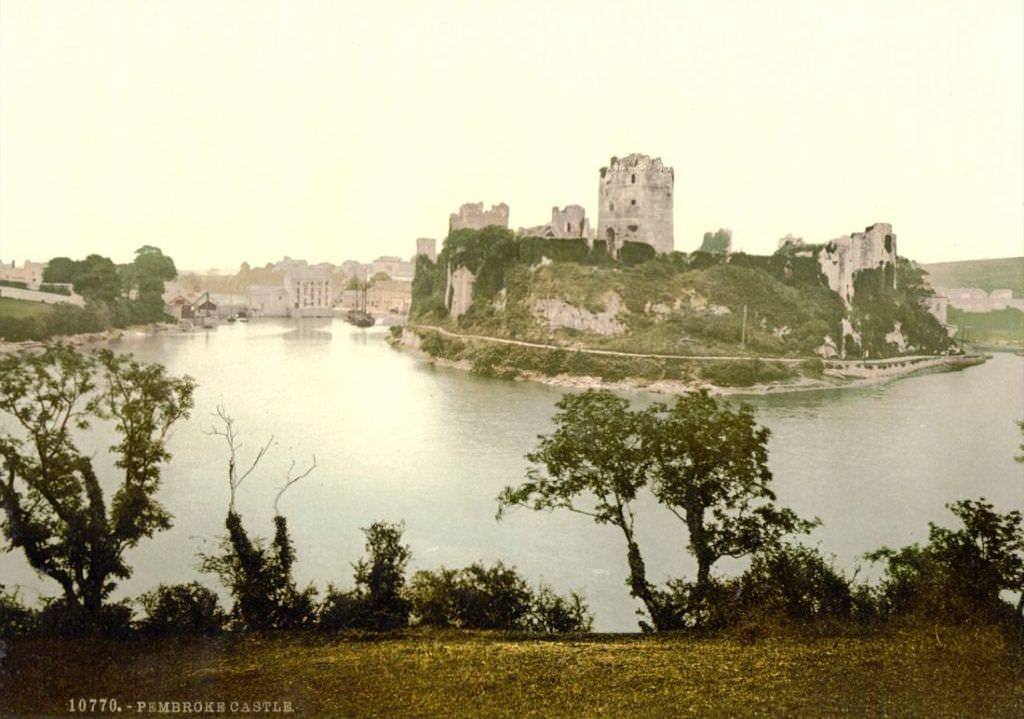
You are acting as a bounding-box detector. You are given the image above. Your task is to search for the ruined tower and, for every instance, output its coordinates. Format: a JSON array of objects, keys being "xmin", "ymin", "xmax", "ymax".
[{"xmin": 597, "ymin": 154, "xmax": 674, "ymax": 255}]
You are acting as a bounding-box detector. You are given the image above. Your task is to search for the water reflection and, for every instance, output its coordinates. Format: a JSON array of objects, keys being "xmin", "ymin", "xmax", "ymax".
[{"xmin": 1, "ymin": 321, "xmax": 1020, "ymax": 632}]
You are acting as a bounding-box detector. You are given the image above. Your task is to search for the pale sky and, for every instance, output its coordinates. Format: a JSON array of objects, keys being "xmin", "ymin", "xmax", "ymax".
[{"xmin": 1, "ymin": 0, "xmax": 1021, "ymax": 271}]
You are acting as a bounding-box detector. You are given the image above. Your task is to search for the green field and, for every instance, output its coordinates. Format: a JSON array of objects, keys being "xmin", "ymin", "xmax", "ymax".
[
  {"xmin": 2, "ymin": 624, "xmax": 1021, "ymax": 718},
  {"xmin": 950, "ymin": 307, "xmax": 1024, "ymax": 347},
  {"xmin": 921, "ymin": 257, "xmax": 1024, "ymax": 295},
  {"xmin": 0, "ymin": 296, "xmax": 54, "ymax": 320}
]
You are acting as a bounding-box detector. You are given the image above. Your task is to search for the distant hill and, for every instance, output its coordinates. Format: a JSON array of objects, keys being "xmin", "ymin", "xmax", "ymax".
[{"xmin": 920, "ymin": 257, "xmax": 1024, "ymax": 296}]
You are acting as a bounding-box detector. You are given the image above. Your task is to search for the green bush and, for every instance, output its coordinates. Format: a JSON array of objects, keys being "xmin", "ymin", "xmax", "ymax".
[
  {"xmin": 738, "ymin": 543, "xmax": 854, "ymax": 620},
  {"xmin": 136, "ymin": 582, "xmax": 226, "ymax": 636},
  {"xmin": 408, "ymin": 562, "xmax": 592, "ymax": 632},
  {"xmin": 0, "ymin": 585, "xmax": 37, "ymax": 638}
]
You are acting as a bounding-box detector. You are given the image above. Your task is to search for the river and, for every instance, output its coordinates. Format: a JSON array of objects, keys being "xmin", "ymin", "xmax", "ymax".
[{"xmin": 2, "ymin": 319, "xmax": 1022, "ymax": 631}]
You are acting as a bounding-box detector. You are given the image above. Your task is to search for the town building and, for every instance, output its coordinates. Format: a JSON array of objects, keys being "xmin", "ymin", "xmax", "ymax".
[
  {"xmin": 284, "ymin": 267, "xmax": 332, "ymax": 318},
  {"xmin": 0, "ymin": 260, "xmax": 46, "ymax": 290},
  {"xmin": 370, "ymin": 256, "xmax": 415, "ymax": 282},
  {"xmin": 247, "ymin": 285, "xmax": 291, "ymax": 317}
]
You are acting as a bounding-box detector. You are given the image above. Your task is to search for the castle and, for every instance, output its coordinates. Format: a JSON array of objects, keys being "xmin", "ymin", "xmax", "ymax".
[
  {"xmin": 447, "ymin": 153, "xmax": 675, "ymax": 257},
  {"xmin": 596, "ymin": 154, "xmax": 675, "ymax": 255}
]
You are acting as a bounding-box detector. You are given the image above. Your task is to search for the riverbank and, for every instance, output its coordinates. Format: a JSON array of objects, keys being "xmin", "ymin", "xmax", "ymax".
[
  {"xmin": 2, "ymin": 623, "xmax": 1020, "ymax": 718},
  {"xmin": 397, "ymin": 326, "xmax": 989, "ymax": 396},
  {"xmin": 0, "ymin": 322, "xmax": 181, "ymax": 356}
]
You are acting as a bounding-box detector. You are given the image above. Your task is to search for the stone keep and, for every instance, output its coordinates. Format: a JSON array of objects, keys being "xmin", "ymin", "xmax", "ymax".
[
  {"xmin": 597, "ymin": 154, "xmax": 674, "ymax": 255},
  {"xmin": 449, "ymin": 202, "xmax": 510, "ymax": 232}
]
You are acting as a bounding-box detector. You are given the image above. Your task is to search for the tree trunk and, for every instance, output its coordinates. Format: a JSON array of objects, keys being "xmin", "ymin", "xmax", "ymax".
[{"xmin": 622, "ymin": 531, "xmax": 667, "ymax": 631}]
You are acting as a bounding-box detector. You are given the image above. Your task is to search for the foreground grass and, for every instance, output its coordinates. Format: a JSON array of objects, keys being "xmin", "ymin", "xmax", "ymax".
[{"xmin": 2, "ymin": 623, "xmax": 1021, "ymax": 718}]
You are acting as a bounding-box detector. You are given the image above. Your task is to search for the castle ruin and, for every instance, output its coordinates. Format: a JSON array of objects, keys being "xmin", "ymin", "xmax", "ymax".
[
  {"xmin": 597, "ymin": 154, "xmax": 674, "ymax": 256},
  {"xmin": 449, "ymin": 202, "xmax": 510, "ymax": 233},
  {"xmin": 818, "ymin": 223, "xmax": 898, "ymax": 303},
  {"xmin": 520, "ymin": 205, "xmax": 593, "ymax": 240},
  {"xmin": 416, "ymin": 237, "xmax": 437, "ymax": 263}
]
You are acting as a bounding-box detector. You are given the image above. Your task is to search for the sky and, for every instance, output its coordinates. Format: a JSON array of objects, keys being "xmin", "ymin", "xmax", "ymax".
[{"xmin": 1, "ymin": 0, "xmax": 1022, "ymax": 271}]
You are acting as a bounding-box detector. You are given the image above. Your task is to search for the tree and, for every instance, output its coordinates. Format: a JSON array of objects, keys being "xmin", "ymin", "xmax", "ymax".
[
  {"xmin": 0, "ymin": 345, "xmax": 195, "ymax": 631},
  {"xmin": 868, "ymin": 499, "xmax": 1023, "ymax": 620},
  {"xmin": 498, "ymin": 391, "xmax": 668, "ymax": 628},
  {"xmin": 500, "ymin": 389, "xmax": 812, "ymax": 631},
  {"xmin": 201, "ymin": 408, "xmax": 317, "ymax": 630},
  {"xmin": 644, "ymin": 390, "xmax": 817, "ymax": 595},
  {"xmin": 928, "ymin": 499, "xmax": 1023, "ymax": 618},
  {"xmin": 351, "ymin": 521, "xmax": 412, "ymax": 629}
]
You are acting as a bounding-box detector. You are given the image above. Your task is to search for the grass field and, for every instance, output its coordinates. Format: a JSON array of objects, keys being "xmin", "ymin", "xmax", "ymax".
[
  {"xmin": 2, "ymin": 623, "xmax": 1021, "ymax": 718},
  {"xmin": 0, "ymin": 297, "xmax": 54, "ymax": 320},
  {"xmin": 951, "ymin": 307, "xmax": 1024, "ymax": 346}
]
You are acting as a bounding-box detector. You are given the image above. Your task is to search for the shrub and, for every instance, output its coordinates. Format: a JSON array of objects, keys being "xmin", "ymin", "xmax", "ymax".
[
  {"xmin": 0, "ymin": 586, "xmax": 37, "ymax": 638},
  {"xmin": 318, "ymin": 522, "xmax": 412, "ymax": 632},
  {"xmin": 738, "ymin": 543, "xmax": 854, "ymax": 620},
  {"xmin": 408, "ymin": 562, "xmax": 591, "ymax": 632},
  {"xmin": 36, "ymin": 598, "xmax": 132, "ymax": 638},
  {"xmin": 136, "ymin": 582, "xmax": 226, "ymax": 636}
]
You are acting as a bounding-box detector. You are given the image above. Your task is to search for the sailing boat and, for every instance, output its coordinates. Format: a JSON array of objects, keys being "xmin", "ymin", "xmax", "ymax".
[{"xmin": 346, "ymin": 274, "xmax": 375, "ymax": 327}]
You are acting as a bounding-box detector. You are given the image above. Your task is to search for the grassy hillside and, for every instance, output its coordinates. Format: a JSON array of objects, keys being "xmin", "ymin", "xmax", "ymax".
[
  {"xmin": 950, "ymin": 307, "xmax": 1024, "ymax": 346},
  {"xmin": 412, "ymin": 229, "xmax": 954, "ymax": 365},
  {"xmin": 3, "ymin": 625, "xmax": 1020, "ymax": 718},
  {"xmin": 0, "ymin": 296, "xmax": 54, "ymax": 320},
  {"xmin": 921, "ymin": 257, "xmax": 1024, "ymax": 295}
]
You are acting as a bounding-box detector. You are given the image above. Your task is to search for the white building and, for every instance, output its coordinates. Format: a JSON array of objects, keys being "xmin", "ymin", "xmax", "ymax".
[{"xmin": 284, "ymin": 267, "xmax": 332, "ymax": 317}]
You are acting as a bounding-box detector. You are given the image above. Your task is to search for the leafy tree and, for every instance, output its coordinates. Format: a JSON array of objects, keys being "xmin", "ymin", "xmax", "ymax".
[
  {"xmin": 500, "ymin": 389, "xmax": 812, "ymax": 631},
  {"xmin": 868, "ymin": 499, "xmax": 1024, "ymax": 620},
  {"xmin": 0, "ymin": 346, "xmax": 195, "ymax": 632},
  {"xmin": 351, "ymin": 521, "xmax": 412, "ymax": 629},
  {"xmin": 644, "ymin": 390, "xmax": 817, "ymax": 595},
  {"xmin": 136, "ymin": 582, "xmax": 225, "ymax": 636},
  {"xmin": 318, "ymin": 521, "xmax": 412, "ymax": 631},
  {"xmin": 498, "ymin": 391, "xmax": 669, "ymax": 629}
]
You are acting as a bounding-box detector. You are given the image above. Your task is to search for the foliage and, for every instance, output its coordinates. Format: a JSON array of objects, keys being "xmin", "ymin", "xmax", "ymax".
[
  {"xmin": 848, "ymin": 262, "xmax": 954, "ymax": 357},
  {"xmin": 500, "ymin": 390, "xmax": 814, "ymax": 631},
  {"xmin": 644, "ymin": 391, "xmax": 817, "ymax": 593},
  {"xmin": 867, "ymin": 498, "xmax": 1024, "ymax": 620},
  {"xmin": 498, "ymin": 391, "xmax": 670, "ymax": 629},
  {"xmin": 700, "ymin": 229, "xmax": 731, "ymax": 254},
  {"xmin": 136, "ymin": 582, "xmax": 226, "ymax": 636},
  {"xmin": 700, "ymin": 359, "xmax": 795, "ymax": 387},
  {"xmin": 737, "ymin": 543, "xmax": 855, "ymax": 620},
  {"xmin": 618, "ymin": 242, "xmax": 657, "ymax": 267},
  {"xmin": 948, "ymin": 307, "xmax": 1024, "ymax": 346},
  {"xmin": 35, "ymin": 597, "xmax": 133, "ymax": 638},
  {"xmin": 319, "ymin": 522, "xmax": 411, "ymax": 631},
  {"xmin": 0, "ymin": 345, "xmax": 195, "ymax": 633},
  {"xmin": 201, "ymin": 512, "xmax": 317, "ymax": 631},
  {"xmin": 407, "ymin": 561, "xmax": 592, "ymax": 632},
  {"xmin": 0, "ymin": 584, "xmax": 37, "ymax": 638}
]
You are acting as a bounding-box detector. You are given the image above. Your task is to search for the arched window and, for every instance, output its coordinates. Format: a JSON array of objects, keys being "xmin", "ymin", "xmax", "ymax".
[{"xmin": 631, "ymin": 174, "xmax": 636, "ymax": 184}]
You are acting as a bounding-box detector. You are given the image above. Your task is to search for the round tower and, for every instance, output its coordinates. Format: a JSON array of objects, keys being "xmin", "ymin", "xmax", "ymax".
[{"xmin": 596, "ymin": 154, "xmax": 674, "ymax": 255}]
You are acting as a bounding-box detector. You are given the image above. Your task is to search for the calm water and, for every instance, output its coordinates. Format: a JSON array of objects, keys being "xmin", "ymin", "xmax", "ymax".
[{"xmin": 2, "ymin": 319, "xmax": 1022, "ymax": 631}]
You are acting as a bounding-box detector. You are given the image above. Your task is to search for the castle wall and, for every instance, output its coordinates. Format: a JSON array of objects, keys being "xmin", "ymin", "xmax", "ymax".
[
  {"xmin": 446, "ymin": 266, "xmax": 476, "ymax": 319},
  {"xmin": 549, "ymin": 205, "xmax": 591, "ymax": 239},
  {"xmin": 596, "ymin": 154, "xmax": 674, "ymax": 255},
  {"xmin": 818, "ymin": 223, "xmax": 898, "ymax": 303},
  {"xmin": 449, "ymin": 202, "xmax": 510, "ymax": 232}
]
